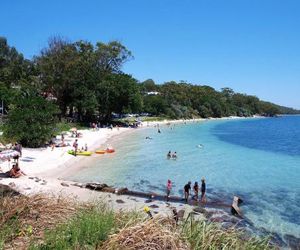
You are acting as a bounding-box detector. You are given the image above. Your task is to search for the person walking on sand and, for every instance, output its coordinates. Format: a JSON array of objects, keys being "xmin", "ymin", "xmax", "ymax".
[
  {"xmin": 166, "ymin": 179, "xmax": 172, "ymax": 201},
  {"xmin": 73, "ymin": 139, "xmax": 78, "ymax": 156},
  {"xmin": 201, "ymin": 177, "xmax": 206, "ymax": 203},
  {"xmin": 193, "ymin": 181, "xmax": 199, "ymax": 201},
  {"xmin": 184, "ymin": 181, "xmax": 191, "ymax": 203}
]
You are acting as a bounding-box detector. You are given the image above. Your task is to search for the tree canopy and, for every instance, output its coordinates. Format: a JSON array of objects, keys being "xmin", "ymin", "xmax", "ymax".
[{"xmin": 0, "ymin": 36, "xmax": 299, "ymax": 146}]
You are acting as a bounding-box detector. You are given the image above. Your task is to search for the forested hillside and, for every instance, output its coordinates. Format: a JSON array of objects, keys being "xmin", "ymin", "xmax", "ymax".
[{"xmin": 1, "ymin": 36, "xmax": 299, "ymax": 146}]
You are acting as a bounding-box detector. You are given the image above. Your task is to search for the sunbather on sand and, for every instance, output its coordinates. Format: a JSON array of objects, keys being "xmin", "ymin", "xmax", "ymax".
[{"xmin": 8, "ymin": 163, "xmax": 26, "ymax": 178}]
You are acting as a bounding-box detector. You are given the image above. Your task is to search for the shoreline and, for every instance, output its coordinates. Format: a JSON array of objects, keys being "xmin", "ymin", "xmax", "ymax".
[
  {"xmin": 0, "ymin": 115, "xmax": 262, "ymax": 201},
  {"xmin": 2, "ymin": 115, "xmax": 297, "ymax": 248},
  {"xmin": 0, "ymin": 115, "xmax": 261, "ymax": 212}
]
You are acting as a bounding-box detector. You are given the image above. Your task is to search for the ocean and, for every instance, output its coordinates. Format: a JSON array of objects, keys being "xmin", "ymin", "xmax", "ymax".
[{"xmin": 69, "ymin": 115, "xmax": 300, "ymax": 242}]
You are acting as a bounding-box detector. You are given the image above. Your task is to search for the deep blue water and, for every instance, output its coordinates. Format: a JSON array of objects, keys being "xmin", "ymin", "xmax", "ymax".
[
  {"xmin": 70, "ymin": 116, "xmax": 300, "ymax": 241},
  {"xmin": 213, "ymin": 116, "xmax": 300, "ymax": 156}
]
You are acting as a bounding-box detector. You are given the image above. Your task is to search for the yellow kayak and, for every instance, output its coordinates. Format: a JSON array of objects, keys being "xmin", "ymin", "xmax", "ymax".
[
  {"xmin": 95, "ymin": 150, "xmax": 106, "ymax": 154},
  {"xmin": 68, "ymin": 150, "xmax": 92, "ymax": 156}
]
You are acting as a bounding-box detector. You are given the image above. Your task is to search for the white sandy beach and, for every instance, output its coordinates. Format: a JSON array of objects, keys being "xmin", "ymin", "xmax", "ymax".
[{"xmin": 0, "ymin": 124, "xmax": 195, "ymax": 217}]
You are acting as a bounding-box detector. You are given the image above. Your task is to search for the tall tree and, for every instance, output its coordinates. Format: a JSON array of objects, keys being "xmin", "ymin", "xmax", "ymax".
[{"xmin": 3, "ymin": 87, "xmax": 58, "ymax": 147}]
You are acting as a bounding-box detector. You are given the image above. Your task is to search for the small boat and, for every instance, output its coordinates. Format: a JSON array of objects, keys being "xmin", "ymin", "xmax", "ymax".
[
  {"xmin": 106, "ymin": 148, "xmax": 115, "ymax": 153},
  {"xmin": 95, "ymin": 150, "xmax": 106, "ymax": 154},
  {"xmin": 68, "ymin": 150, "xmax": 92, "ymax": 156}
]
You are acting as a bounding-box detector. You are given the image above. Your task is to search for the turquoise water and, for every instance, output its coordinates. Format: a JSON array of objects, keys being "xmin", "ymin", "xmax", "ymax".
[{"xmin": 70, "ymin": 116, "xmax": 300, "ymax": 240}]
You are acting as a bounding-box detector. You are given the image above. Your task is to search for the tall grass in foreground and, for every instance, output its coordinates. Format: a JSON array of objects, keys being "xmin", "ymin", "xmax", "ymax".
[
  {"xmin": 182, "ymin": 220, "xmax": 273, "ymax": 250},
  {"xmin": 1, "ymin": 193, "xmax": 274, "ymax": 250},
  {"xmin": 30, "ymin": 205, "xmax": 115, "ymax": 249},
  {"xmin": 0, "ymin": 194, "xmax": 77, "ymax": 249}
]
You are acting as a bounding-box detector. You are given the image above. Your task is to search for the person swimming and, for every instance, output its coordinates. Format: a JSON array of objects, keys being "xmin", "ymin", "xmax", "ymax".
[
  {"xmin": 167, "ymin": 151, "xmax": 171, "ymax": 158},
  {"xmin": 171, "ymin": 151, "xmax": 177, "ymax": 158}
]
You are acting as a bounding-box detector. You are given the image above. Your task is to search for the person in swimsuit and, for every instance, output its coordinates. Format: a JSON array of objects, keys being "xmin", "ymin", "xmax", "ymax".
[
  {"xmin": 193, "ymin": 181, "xmax": 199, "ymax": 200},
  {"xmin": 201, "ymin": 177, "xmax": 206, "ymax": 203},
  {"xmin": 167, "ymin": 151, "xmax": 171, "ymax": 158},
  {"xmin": 184, "ymin": 181, "xmax": 191, "ymax": 203},
  {"xmin": 166, "ymin": 179, "xmax": 172, "ymax": 201},
  {"xmin": 9, "ymin": 163, "xmax": 26, "ymax": 178}
]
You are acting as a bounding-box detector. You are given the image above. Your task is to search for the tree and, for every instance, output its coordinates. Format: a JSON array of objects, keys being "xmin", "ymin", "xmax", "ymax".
[
  {"xmin": 94, "ymin": 41, "xmax": 133, "ymax": 74},
  {"xmin": 96, "ymin": 73, "xmax": 142, "ymax": 120},
  {"xmin": 3, "ymin": 88, "xmax": 58, "ymax": 147}
]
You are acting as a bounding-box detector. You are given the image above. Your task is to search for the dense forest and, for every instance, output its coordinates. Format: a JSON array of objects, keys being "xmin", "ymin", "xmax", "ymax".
[{"xmin": 0, "ymin": 36, "xmax": 299, "ymax": 146}]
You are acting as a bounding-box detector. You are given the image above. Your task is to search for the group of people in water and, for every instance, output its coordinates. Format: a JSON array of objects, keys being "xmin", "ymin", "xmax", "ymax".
[
  {"xmin": 166, "ymin": 178, "xmax": 206, "ymax": 203},
  {"xmin": 167, "ymin": 151, "xmax": 177, "ymax": 159}
]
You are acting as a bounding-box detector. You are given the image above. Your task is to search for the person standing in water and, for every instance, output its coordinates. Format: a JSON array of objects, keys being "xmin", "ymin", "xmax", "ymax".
[
  {"xmin": 184, "ymin": 181, "xmax": 191, "ymax": 203},
  {"xmin": 166, "ymin": 179, "xmax": 172, "ymax": 201},
  {"xmin": 201, "ymin": 178, "xmax": 206, "ymax": 203},
  {"xmin": 193, "ymin": 181, "xmax": 199, "ymax": 201}
]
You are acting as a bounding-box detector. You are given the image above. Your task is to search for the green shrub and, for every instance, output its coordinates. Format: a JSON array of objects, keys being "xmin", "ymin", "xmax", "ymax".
[
  {"xmin": 3, "ymin": 89, "xmax": 58, "ymax": 147},
  {"xmin": 30, "ymin": 205, "xmax": 115, "ymax": 249}
]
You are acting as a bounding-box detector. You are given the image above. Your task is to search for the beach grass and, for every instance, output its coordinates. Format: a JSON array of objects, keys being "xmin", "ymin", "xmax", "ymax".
[
  {"xmin": 0, "ymin": 193, "xmax": 78, "ymax": 249},
  {"xmin": 182, "ymin": 220, "xmax": 273, "ymax": 250},
  {"xmin": 30, "ymin": 204, "xmax": 116, "ymax": 249},
  {"xmin": 1, "ymin": 193, "xmax": 274, "ymax": 250}
]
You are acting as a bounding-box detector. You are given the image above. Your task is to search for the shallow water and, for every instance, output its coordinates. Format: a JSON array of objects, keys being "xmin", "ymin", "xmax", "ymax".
[{"xmin": 69, "ymin": 116, "xmax": 300, "ymax": 240}]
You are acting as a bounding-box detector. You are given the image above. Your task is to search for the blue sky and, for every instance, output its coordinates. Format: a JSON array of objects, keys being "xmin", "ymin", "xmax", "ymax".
[{"xmin": 1, "ymin": 0, "xmax": 300, "ymax": 108}]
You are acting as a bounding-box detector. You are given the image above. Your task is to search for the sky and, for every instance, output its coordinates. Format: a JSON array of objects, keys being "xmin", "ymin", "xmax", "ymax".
[{"xmin": 1, "ymin": 0, "xmax": 300, "ymax": 109}]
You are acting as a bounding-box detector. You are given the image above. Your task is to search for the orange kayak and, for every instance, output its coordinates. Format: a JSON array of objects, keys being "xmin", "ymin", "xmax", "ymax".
[{"xmin": 95, "ymin": 150, "xmax": 106, "ymax": 154}]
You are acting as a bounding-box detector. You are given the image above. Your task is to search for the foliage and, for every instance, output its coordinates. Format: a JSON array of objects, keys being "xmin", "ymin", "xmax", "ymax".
[
  {"xmin": 31, "ymin": 205, "xmax": 115, "ymax": 249},
  {"xmin": 139, "ymin": 81, "xmax": 299, "ymax": 119},
  {"xmin": 182, "ymin": 220, "xmax": 273, "ymax": 250},
  {"xmin": 0, "ymin": 191, "xmax": 274, "ymax": 250},
  {"xmin": 1, "ymin": 35, "xmax": 299, "ymax": 138},
  {"xmin": 54, "ymin": 121, "xmax": 87, "ymax": 135},
  {"xmin": 3, "ymin": 87, "xmax": 58, "ymax": 147}
]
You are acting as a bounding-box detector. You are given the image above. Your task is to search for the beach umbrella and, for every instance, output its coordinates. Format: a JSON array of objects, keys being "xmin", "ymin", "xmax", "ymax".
[{"xmin": 0, "ymin": 150, "xmax": 20, "ymax": 161}]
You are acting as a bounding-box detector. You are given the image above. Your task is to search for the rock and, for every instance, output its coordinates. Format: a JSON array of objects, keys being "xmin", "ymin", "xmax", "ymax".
[
  {"xmin": 204, "ymin": 211, "xmax": 215, "ymax": 218},
  {"xmin": 177, "ymin": 209, "xmax": 185, "ymax": 219},
  {"xmin": 72, "ymin": 183, "xmax": 84, "ymax": 188},
  {"xmin": 149, "ymin": 204, "xmax": 159, "ymax": 209},
  {"xmin": 284, "ymin": 234, "xmax": 300, "ymax": 250},
  {"xmin": 0, "ymin": 184, "xmax": 20, "ymax": 196},
  {"xmin": 210, "ymin": 217, "xmax": 224, "ymax": 223},
  {"xmin": 28, "ymin": 177, "xmax": 34, "ymax": 179},
  {"xmin": 8, "ymin": 182, "xmax": 16, "ymax": 187},
  {"xmin": 24, "ymin": 187, "xmax": 31, "ymax": 190},
  {"xmin": 154, "ymin": 211, "xmax": 159, "ymax": 214},
  {"xmin": 85, "ymin": 183, "xmax": 108, "ymax": 191},
  {"xmin": 102, "ymin": 187, "xmax": 116, "ymax": 193},
  {"xmin": 115, "ymin": 187, "xmax": 128, "ymax": 195},
  {"xmin": 116, "ymin": 199, "xmax": 125, "ymax": 204},
  {"xmin": 193, "ymin": 207, "xmax": 207, "ymax": 214},
  {"xmin": 61, "ymin": 182, "xmax": 69, "ymax": 187},
  {"xmin": 144, "ymin": 199, "xmax": 153, "ymax": 203}
]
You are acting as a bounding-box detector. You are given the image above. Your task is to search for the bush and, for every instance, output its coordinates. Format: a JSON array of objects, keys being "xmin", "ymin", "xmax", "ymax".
[
  {"xmin": 3, "ymin": 89, "xmax": 58, "ymax": 147},
  {"xmin": 30, "ymin": 205, "xmax": 115, "ymax": 249}
]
